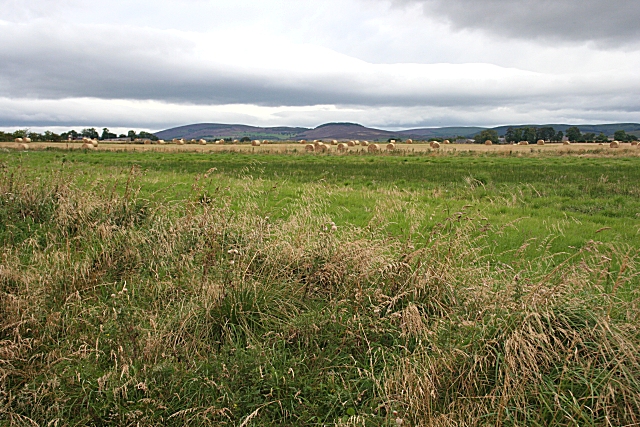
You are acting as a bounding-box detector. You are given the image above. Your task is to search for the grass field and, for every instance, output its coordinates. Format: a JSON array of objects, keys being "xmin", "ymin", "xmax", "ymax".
[{"xmin": 1, "ymin": 148, "xmax": 639, "ymax": 426}]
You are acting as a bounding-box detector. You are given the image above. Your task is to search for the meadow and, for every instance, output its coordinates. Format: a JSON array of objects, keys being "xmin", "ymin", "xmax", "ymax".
[{"xmin": 1, "ymin": 147, "xmax": 639, "ymax": 426}]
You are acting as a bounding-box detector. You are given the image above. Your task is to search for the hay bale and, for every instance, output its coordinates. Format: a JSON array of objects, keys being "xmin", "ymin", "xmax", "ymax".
[
  {"xmin": 91, "ymin": 140, "xmax": 98, "ymax": 147},
  {"xmin": 252, "ymin": 140, "xmax": 261, "ymax": 146},
  {"xmin": 144, "ymin": 140, "xmax": 152, "ymax": 145},
  {"xmin": 431, "ymin": 141, "xmax": 440, "ymax": 149},
  {"xmin": 14, "ymin": 137, "xmax": 23, "ymax": 143},
  {"xmin": 355, "ymin": 140, "xmax": 360, "ymax": 145},
  {"xmin": 361, "ymin": 141, "xmax": 369, "ymax": 147},
  {"xmin": 18, "ymin": 143, "xmax": 29, "ymax": 150},
  {"xmin": 389, "ymin": 139, "xmax": 396, "ymax": 143},
  {"xmin": 262, "ymin": 140, "xmax": 269, "ymax": 145},
  {"xmin": 317, "ymin": 143, "xmax": 328, "ymax": 152},
  {"xmin": 189, "ymin": 139, "xmax": 197, "ymax": 144},
  {"xmin": 199, "ymin": 139, "xmax": 207, "ymax": 145},
  {"xmin": 443, "ymin": 140, "xmax": 450, "ymax": 144},
  {"xmin": 630, "ymin": 141, "xmax": 638, "ymax": 146},
  {"xmin": 368, "ymin": 143, "xmax": 379, "ymax": 152},
  {"xmin": 331, "ymin": 140, "xmax": 338, "ymax": 145},
  {"xmin": 406, "ymin": 139, "xmax": 413, "ymax": 144},
  {"xmin": 518, "ymin": 141, "xmax": 529, "ymax": 145},
  {"xmin": 218, "ymin": 139, "xmax": 225, "ymax": 144},
  {"xmin": 158, "ymin": 139, "xmax": 165, "ymax": 144},
  {"xmin": 233, "ymin": 139, "xmax": 239, "ymax": 144},
  {"xmin": 23, "ymin": 137, "xmax": 31, "ymax": 143},
  {"xmin": 485, "ymin": 140, "xmax": 492, "ymax": 145},
  {"xmin": 610, "ymin": 140, "xmax": 620, "ymax": 148},
  {"xmin": 537, "ymin": 139, "xmax": 545, "ymax": 145},
  {"xmin": 337, "ymin": 143, "xmax": 347, "ymax": 152},
  {"xmin": 177, "ymin": 139, "xmax": 185, "ymax": 145},
  {"xmin": 347, "ymin": 140, "xmax": 355, "ymax": 147},
  {"xmin": 81, "ymin": 142, "xmax": 94, "ymax": 149},
  {"xmin": 386, "ymin": 142, "xmax": 396, "ymax": 150},
  {"xmin": 563, "ymin": 141, "xmax": 571, "ymax": 145},
  {"xmin": 299, "ymin": 140, "xmax": 307, "ymax": 144},
  {"xmin": 305, "ymin": 143, "xmax": 315, "ymax": 152}
]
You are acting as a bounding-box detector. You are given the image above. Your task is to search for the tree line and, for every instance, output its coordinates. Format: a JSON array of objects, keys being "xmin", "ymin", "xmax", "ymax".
[
  {"xmin": 474, "ymin": 126, "xmax": 638, "ymax": 144},
  {"xmin": 0, "ymin": 128, "xmax": 158, "ymax": 142}
]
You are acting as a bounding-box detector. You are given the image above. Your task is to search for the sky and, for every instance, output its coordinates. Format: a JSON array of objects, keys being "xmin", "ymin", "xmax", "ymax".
[{"xmin": 1, "ymin": 0, "xmax": 640, "ymax": 133}]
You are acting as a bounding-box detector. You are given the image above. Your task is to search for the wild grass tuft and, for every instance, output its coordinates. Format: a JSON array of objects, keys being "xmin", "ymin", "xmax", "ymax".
[{"xmin": 1, "ymin": 163, "xmax": 639, "ymax": 426}]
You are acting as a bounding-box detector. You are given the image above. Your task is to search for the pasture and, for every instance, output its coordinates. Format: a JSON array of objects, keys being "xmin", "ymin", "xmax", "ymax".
[{"xmin": 1, "ymin": 147, "xmax": 639, "ymax": 426}]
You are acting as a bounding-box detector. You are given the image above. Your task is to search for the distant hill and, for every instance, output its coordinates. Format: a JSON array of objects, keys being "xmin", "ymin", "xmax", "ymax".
[
  {"xmin": 399, "ymin": 127, "xmax": 486, "ymax": 138},
  {"xmin": 156, "ymin": 122, "xmax": 414, "ymax": 141},
  {"xmin": 156, "ymin": 122, "xmax": 640, "ymax": 140},
  {"xmin": 296, "ymin": 123, "xmax": 410, "ymax": 140},
  {"xmin": 155, "ymin": 123, "xmax": 307, "ymax": 141},
  {"xmin": 401, "ymin": 123, "xmax": 640, "ymax": 138}
]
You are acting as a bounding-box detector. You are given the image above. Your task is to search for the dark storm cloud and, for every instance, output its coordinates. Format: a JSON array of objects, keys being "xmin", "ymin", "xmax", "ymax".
[{"xmin": 398, "ymin": 0, "xmax": 640, "ymax": 47}]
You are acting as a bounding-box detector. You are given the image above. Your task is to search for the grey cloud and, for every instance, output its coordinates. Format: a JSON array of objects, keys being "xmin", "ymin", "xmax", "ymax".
[
  {"xmin": 2, "ymin": 22, "xmax": 638, "ymax": 110},
  {"xmin": 396, "ymin": 0, "xmax": 640, "ymax": 47}
]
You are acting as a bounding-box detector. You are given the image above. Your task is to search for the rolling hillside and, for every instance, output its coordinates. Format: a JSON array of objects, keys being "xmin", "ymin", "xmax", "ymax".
[{"xmin": 156, "ymin": 122, "xmax": 640, "ymax": 140}]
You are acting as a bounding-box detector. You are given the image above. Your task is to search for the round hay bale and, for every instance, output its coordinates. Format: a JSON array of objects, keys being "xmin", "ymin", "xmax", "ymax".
[
  {"xmin": 537, "ymin": 139, "xmax": 545, "ymax": 145},
  {"xmin": 252, "ymin": 140, "xmax": 261, "ymax": 146},
  {"xmin": 23, "ymin": 137, "xmax": 31, "ymax": 143},
  {"xmin": 317, "ymin": 143, "xmax": 328, "ymax": 152},
  {"xmin": 305, "ymin": 143, "xmax": 315, "ymax": 152},
  {"xmin": 485, "ymin": 140, "xmax": 492, "ymax": 145},
  {"xmin": 443, "ymin": 140, "xmax": 450, "ymax": 144},
  {"xmin": 14, "ymin": 137, "xmax": 23, "ymax": 143},
  {"xmin": 199, "ymin": 139, "xmax": 207, "ymax": 145},
  {"xmin": 347, "ymin": 140, "xmax": 356, "ymax": 147},
  {"xmin": 354, "ymin": 140, "xmax": 360, "ymax": 145},
  {"xmin": 177, "ymin": 139, "xmax": 185, "ymax": 145},
  {"xmin": 81, "ymin": 142, "xmax": 94, "ymax": 150},
  {"xmin": 262, "ymin": 140, "xmax": 269, "ymax": 145},
  {"xmin": 218, "ymin": 139, "xmax": 225, "ymax": 144},
  {"xmin": 630, "ymin": 141, "xmax": 638, "ymax": 146},
  {"xmin": 368, "ymin": 143, "xmax": 379, "ymax": 152},
  {"xmin": 337, "ymin": 143, "xmax": 347, "ymax": 152},
  {"xmin": 331, "ymin": 140, "xmax": 338, "ymax": 145},
  {"xmin": 144, "ymin": 140, "xmax": 152, "ymax": 145},
  {"xmin": 610, "ymin": 140, "xmax": 620, "ymax": 148},
  {"xmin": 431, "ymin": 141, "xmax": 440, "ymax": 149},
  {"xmin": 233, "ymin": 139, "xmax": 239, "ymax": 144},
  {"xmin": 389, "ymin": 139, "xmax": 396, "ymax": 144},
  {"xmin": 91, "ymin": 140, "xmax": 99, "ymax": 147},
  {"xmin": 158, "ymin": 139, "xmax": 165, "ymax": 144},
  {"xmin": 518, "ymin": 141, "xmax": 529, "ymax": 145},
  {"xmin": 406, "ymin": 139, "xmax": 413, "ymax": 144},
  {"xmin": 386, "ymin": 142, "xmax": 396, "ymax": 150},
  {"xmin": 563, "ymin": 141, "xmax": 571, "ymax": 145},
  {"xmin": 189, "ymin": 139, "xmax": 197, "ymax": 144},
  {"xmin": 299, "ymin": 140, "xmax": 306, "ymax": 144},
  {"xmin": 18, "ymin": 143, "xmax": 29, "ymax": 150},
  {"xmin": 361, "ymin": 141, "xmax": 369, "ymax": 147}
]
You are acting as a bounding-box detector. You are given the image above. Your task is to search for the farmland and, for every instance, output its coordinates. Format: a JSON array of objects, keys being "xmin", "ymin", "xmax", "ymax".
[{"xmin": 1, "ymin": 147, "xmax": 640, "ymax": 426}]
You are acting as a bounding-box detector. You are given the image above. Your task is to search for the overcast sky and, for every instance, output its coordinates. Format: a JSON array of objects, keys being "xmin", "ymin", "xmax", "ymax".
[{"xmin": 1, "ymin": 0, "xmax": 639, "ymax": 132}]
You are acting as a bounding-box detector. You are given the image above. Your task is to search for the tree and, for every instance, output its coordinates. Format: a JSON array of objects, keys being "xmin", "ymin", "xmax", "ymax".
[
  {"xmin": 583, "ymin": 133, "xmax": 596, "ymax": 142},
  {"xmin": 536, "ymin": 126, "xmax": 555, "ymax": 142},
  {"xmin": 554, "ymin": 131, "xmax": 564, "ymax": 142},
  {"xmin": 474, "ymin": 129, "xmax": 499, "ymax": 144},
  {"xmin": 240, "ymin": 137, "xmax": 251, "ymax": 142},
  {"xmin": 101, "ymin": 128, "xmax": 117, "ymax": 140},
  {"xmin": 128, "ymin": 130, "xmax": 137, "ymax": 140},
  {"xmin": 81, "ymin": 128, "xmax": 99, "ymax": 139},
  {"xmin": 522, "ymin": 127, "xmax": 536, "ymax": 144},
  {"xmin": 138, "ymin": 131, "xmax": 158, "ymax": 141},
  {"xmin": 565, "ymin": 126, "xmax": 582, "ymax": 142},
  {"xmin": 595, "ymin": 132, "xmax": 608, "ymax": 142},
  {"xmin": 614, "ymin": 130, "xmax": 630, "ymax": 142}
]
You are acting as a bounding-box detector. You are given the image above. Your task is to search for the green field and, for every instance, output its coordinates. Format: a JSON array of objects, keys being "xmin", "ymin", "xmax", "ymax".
[{"xmin": 2, "ymin": 149, "xmax": 640, "ymax": 426}]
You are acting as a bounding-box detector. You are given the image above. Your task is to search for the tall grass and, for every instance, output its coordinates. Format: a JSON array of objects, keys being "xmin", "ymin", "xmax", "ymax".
[{"xmin": 1, "ymin": 164, "xmax": 639, "ymax": 426}]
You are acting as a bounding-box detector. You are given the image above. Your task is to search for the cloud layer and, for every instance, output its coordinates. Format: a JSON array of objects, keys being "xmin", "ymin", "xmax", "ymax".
[
  {"xmin": 401, "ymin": 0, "xmax": 640, "ymax": 47},
  {"xmin": 1, "ymin": 0, "xmax": 639, "ymax": 131}
]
